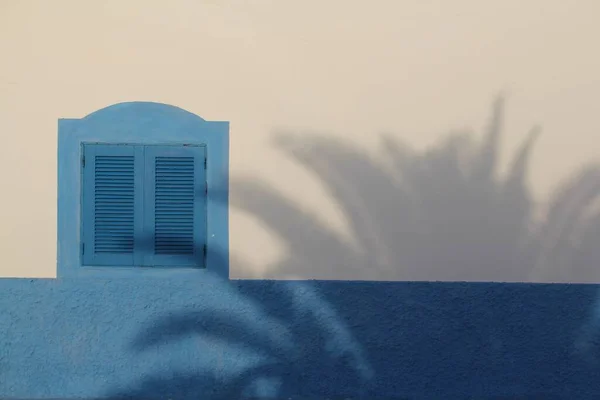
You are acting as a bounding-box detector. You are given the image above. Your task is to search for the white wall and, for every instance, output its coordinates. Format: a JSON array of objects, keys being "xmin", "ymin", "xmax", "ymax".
[{"xmin": 1, "ymin": 0, "xmax": 599, "ymax": 282}]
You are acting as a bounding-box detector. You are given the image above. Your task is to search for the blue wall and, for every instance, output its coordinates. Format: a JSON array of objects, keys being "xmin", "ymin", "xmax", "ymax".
[{"xmin": 2, "ymin": 277, "xmax": 600, "ymax": 399}]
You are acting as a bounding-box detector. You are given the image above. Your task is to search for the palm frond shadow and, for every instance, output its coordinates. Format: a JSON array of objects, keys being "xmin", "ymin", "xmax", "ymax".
[
  {"xmin": 106, "ymin": 96, "xmax": 600, "ymax": 399},
  {"xmin": 107, "ymin": 271, "xmax": 374, "ymax": 399},
  {"xmin": 237, "ymin": 96, "xmax": 599, "ymax": 282}
]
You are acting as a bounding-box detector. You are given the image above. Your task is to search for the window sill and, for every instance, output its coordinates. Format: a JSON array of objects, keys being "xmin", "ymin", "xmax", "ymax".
[{"xmin": 59, "ymin": 265, "xmax": 215, "ymax": 279}]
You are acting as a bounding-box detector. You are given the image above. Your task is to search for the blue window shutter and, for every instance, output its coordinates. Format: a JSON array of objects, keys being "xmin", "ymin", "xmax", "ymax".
[
  {"xmin": 81, "ymin": 144, "xmax": 144, "ymax": 266},
  {"xmin": 143, "ymin": 145, "xmax": 207, "ymax": 267}
]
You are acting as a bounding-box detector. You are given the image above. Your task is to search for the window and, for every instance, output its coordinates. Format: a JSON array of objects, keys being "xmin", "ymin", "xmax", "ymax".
[
  {"xmin": 82, "ymin": 144, "xmax": 207, "ymax": 268},
  {"xmin": 57, "ymin": 102, "xmax": 229, "ymax": 278}
]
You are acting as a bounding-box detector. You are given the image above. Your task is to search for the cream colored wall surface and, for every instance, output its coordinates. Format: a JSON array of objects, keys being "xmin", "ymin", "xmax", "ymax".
[{"xmin": 1, "ymin": 0, "xmax": 599, "ymax": 281}]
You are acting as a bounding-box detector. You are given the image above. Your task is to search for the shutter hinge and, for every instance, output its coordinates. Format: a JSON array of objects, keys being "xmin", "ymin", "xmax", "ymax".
[
  {"xmin": 204, "ymin": 158, "xmax": 207, "ymax": 169},
  {"xmin": 81, "ymin": 242, "xmax": 85, "ymax": 255},
  {"xmin": 205, "ymin": 182, "xmax": 208, "ymax": 195},
  {"xmin": 81, "ymin": 154, "xmax": 85, "ymax": 167}
]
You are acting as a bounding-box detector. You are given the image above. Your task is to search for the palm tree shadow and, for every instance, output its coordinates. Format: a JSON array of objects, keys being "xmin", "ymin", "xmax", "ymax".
[
  {"xmin": 235, "ymin": 96, "xmax": 546, "ymax": 282},
  {"xmin": 105, "ymin": 253, "xmax": 374, "ymax": 399},
  {"xmin": 105, "ymin": 95, "xmax": 600, "ymax": 399},
  {"xmin": 551, "ymin": 169, "xmax": 600, "ymax": 361}
]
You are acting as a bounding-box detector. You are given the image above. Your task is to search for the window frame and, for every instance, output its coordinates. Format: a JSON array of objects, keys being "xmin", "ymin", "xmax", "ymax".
[{"xmin": 57, "ymin": 102, "xmax": 229, "ymax": 279}]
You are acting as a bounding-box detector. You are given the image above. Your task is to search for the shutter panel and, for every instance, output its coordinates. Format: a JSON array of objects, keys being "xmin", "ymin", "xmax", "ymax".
[
  {"xmin": 82, "ymin": 144, "xmax": 143, "ymax": 266},
  {"xmin": 143, "ymin": 145, "xmax": 207, "ymax": 267}
]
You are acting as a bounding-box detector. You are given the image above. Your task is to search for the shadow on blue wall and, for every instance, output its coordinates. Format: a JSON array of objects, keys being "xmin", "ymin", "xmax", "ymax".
[
  {"xmin": 106, "ymin": 269, "xmax": 375, "ymax": 399},
  {"xmin": 98, "ymin": 96, "xmax": 600, "ymax": 399}
]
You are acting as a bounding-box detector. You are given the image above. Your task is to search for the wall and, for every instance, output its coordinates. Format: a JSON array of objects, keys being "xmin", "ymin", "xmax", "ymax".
[
  {"xmin": 1, "ymin": 0, "xmax": 599, "ymax": 281},
  {"xmin": 3, "ymin": 277, "xmax": 600, "ymax": 399},
  {"xmin": 2, "ymin": 1, "xmax": 600, "ymax": 398}
]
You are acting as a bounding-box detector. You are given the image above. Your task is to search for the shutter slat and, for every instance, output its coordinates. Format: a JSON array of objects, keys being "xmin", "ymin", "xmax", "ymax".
[
  {"xmin": 94, "ymin": 155, "xmax": 135, "ymax": 254},
  {"xmin": 154, "ymin": 156, "xmax": 195, "ymax": 255}
]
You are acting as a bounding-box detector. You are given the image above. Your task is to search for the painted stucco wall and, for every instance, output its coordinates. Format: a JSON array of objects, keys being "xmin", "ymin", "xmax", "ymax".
[
  {"xmin": 2, "ymin": 1, "xmax": 600, "ymax": 398},
  {"xmin": 3, "ymin": 278, "xmax": 600, "ymax": 399},
  {"xmin": 1, "ymin": 0, "xmax": 599, "ymax": 282}
]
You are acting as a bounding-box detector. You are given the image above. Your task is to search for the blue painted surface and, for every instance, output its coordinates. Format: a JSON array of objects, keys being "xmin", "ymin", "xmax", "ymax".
[
  {"xmin": 57, "ymin": 102, "xmax": 229, "ymax": 278},
  {"xmin": 82, "ymin": 144, "xmax": 140, "ymax": 266},
  {"xmin": 81, "ymin": 143, "xmax": 208, "ymax": 268},
  {"xmin": 144, "ymin": 144, "xmax": 207, "ymax": 268},
  {"xmin": 1, "ymin": 278, "xmax": 600, "ymax": 399}
]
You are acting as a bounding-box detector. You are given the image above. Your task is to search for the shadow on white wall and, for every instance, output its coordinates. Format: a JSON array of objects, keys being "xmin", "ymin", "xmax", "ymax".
[{"xmin": 232, "ymin": 96, "xmax": 600, "ymax": 282}]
